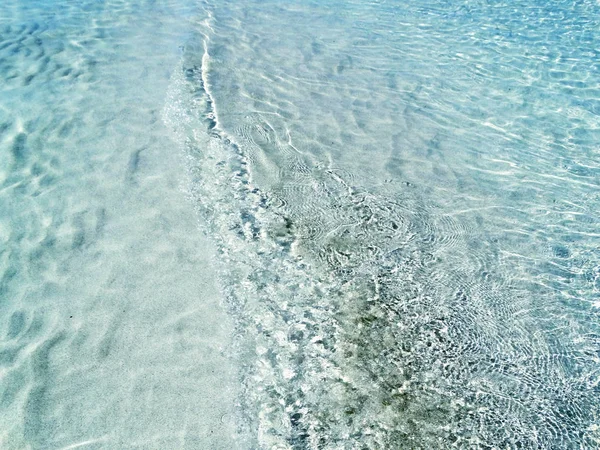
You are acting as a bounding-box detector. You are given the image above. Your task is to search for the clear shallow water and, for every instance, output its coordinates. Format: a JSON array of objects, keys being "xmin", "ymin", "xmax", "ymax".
[
  {"xmin": 0, "ymin": 1, "xmax": 240, "ymax": 448},
  {"xmin": 2, "ymin": 0, "xmax": 600, "ymax": 448},
  {"xmin": 171, "ymin": 0, "xmax": 600, "ymax": 448}
]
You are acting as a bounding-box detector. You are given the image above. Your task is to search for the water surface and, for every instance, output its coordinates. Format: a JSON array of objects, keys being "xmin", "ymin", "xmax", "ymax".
[{"xmin": 2, "ymin": 0, "xmax": 600, "ymax": 448}]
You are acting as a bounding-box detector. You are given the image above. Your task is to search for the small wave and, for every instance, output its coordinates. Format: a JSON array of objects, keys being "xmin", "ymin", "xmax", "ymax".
[{"xmin": 163, "ymin": 4, "xmax": 600, "ymax": 448}]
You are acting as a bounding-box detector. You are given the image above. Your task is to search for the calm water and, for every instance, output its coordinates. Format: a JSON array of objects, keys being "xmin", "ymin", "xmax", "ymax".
[{"xmin": 3, "ymin": 0, "xmax": 600, "ymax": 448}]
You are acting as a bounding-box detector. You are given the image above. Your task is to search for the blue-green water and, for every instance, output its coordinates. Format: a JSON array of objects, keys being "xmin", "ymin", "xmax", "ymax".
[{"xmin": 2, "ymin": 0, "xmax": 600, "ymax": 448}]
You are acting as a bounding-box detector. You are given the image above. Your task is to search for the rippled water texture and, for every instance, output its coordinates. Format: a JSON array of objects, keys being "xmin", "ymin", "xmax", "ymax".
[
  {"xmin": 3, "ymin": 0, "xmax": 600, "ymax": 448},
  {"xmin": 166, "ymin": 0, "xmax": 600, "ymax": 448},
  {"xmin": 0, "ymin": 0, "xmax": 240, "ymax": 448}
]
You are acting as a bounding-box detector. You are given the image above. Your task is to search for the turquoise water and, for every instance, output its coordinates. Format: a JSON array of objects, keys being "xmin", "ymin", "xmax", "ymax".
[
  {"xmin": 2, "ymin": 0, "xmax": 600, "ymax": 448},
  {"xmin": 0, "ymin": 1, "xmax": 240, "ymax": 448}
]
